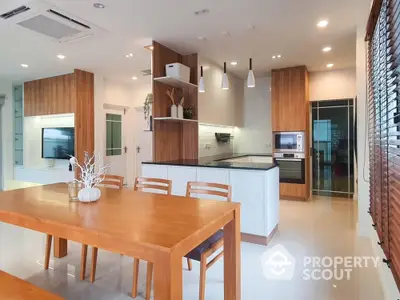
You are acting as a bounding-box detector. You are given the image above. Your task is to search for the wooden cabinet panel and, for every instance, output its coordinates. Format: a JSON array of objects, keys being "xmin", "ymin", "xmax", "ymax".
[
  {"xmin": 24, "ymin": 74, "xmax": 75, "ymax": 116},
  {"xmin": 271, "ymin": 66, "xmax": 308, "ymax": 131},
  {"xmin": 74, "ymin": 69, "xmax": 94, "ymax": 170},
  {"xmin": 152, "ymin": 41, "xmax": 199, "ymax": 162},
  {"xmin": 272, "ymin": 66, "xmax": 310, "ymax": 201}
]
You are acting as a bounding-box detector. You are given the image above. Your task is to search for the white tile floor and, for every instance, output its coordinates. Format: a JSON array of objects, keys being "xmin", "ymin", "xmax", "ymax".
[{"xmin": 0, "ymin": 196, "xmax": 384, "ymax": 300}]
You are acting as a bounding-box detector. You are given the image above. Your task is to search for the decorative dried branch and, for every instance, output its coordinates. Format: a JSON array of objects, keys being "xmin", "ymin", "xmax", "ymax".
[
  {"xmin": 165, "ymin": 88, "xmax": 175, "ymax": 105},
  {"xmin": 70, "ymin": 152, "xmax": 110, "ymax": 188}
]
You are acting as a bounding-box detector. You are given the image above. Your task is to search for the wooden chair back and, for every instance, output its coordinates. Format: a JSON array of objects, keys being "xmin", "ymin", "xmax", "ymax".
[
  {"xmin": 186, "ymin": 182, "xmax": 232, "ymax": 202},
  {"xmin": 101, "ymin": 175, "xmax": 124, "ymax": 190},
  {"xmin": 134, "ymin": 177, "xmax": 172, "ymax": 195}
]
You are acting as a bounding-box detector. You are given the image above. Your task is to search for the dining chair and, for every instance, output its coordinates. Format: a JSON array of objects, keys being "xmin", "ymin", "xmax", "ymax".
[
  {"xmin": 185, "ymin": 181, "xmax": 232, "ymax": 300},
  {"xmin": 132, "ymin": 177, "xmax": 172, "ymax": 300},
  {"xmin": 43, "ymin": 175, "xmax": 125, "ymax": 281}
]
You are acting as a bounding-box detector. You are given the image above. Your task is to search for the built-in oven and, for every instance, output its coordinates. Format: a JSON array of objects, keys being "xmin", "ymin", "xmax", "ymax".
[
  {"xmin": 273, "ymin": 152, "xmax": 305, "ymax": 184},
  {"xmin": 273, "ymin": 131, "xmax": 305, "ymax": 153}
]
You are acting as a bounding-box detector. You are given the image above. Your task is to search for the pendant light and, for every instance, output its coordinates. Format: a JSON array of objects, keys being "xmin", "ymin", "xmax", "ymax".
[
  {"xmin": 199, "ymin": 66, "xmax": 205, "ymax": 93},
  {"xmin": 221, "ymin": 62, "xmax": 229, "ymax": 90},
  {"xmin": 247, "ymin": 58, "xmax": 255, "ymax": 88}
]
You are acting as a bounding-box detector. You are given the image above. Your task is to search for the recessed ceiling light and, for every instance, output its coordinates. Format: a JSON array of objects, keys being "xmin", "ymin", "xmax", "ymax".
[
  {"xmin": 272, "ymin": 55, "xmax": 282, "ymax": 59},
  {"xmin": 57, "ymin": 54, "xmax": 65, "ymax": 60},
  {"xmin": 277, "ymin": 54, "xmax": 282, "ymax": 58},
  {"xmin": 93, "ymin": 3, "xmax": 105, "ymax": 9},
  {"xmin": 230, "ymin": 61, "xmax": 238, "ymax": 66},
  {"xmin": 317, "ymin": 19, "xmax": 329, "ymax": 28},
  {"xmin": 322, "ymin": 46, "xmax": 332, "ymax": 52},
  {"xmin": 21, "ymin": 64, "xmax": 28, "ymax": 68},
  {"xmin": 125, "ymin": 53, "xmax": 133, "ymax": 58},
  {"xmin": 272, "ymin": 56, "xmax": 276, "ymax": 59},
  {"xmin": 326, "ymin": 63, "xmax": 334, "ymax": 68},
  {"xmin": 132, "ymin": 76, "xmax": 138, "ymax": 80}
]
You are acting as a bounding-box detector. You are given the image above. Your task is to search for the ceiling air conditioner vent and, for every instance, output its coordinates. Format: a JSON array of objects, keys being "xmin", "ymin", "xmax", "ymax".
[
  {"xmin": 47, "ymin": 9, "xmax": 90, "ymax": 30},
  {"xmin": 0, "ymin": 5, "xmax": 30, "ymax": 20},
  {"xmin": 2, "ymin": 1, "xmax": 105, "ymax": 43}
]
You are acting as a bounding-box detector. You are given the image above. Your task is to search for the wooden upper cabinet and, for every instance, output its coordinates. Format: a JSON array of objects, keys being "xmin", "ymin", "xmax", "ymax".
[
  {"xmin": 271, "ymin": 66, "xmax": 309, "ymax": 131},
  {"xmin": 24, "ymin": 74, "xmax": 75, "ymax": 116}
]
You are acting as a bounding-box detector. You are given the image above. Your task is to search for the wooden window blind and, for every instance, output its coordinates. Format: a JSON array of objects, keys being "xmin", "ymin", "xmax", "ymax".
[{"xmin": 367, "ymin": 0, "xmax": 400, "ymax": 287}]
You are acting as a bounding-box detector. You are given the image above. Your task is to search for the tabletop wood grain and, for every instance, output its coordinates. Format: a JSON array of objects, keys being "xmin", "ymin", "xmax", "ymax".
[
  {"xmin": 0, "ymin": 183, "xmax": 241, "ymax": 299},
  {"xmin": 0, "ymin": 271, "xmax": 63, "ymax": 299}
]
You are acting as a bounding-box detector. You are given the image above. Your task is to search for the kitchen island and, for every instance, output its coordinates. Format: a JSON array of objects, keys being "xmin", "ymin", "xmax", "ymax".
[{"xmin": 142, "ymin": 154, "xmax": 279, "ymax": 245}]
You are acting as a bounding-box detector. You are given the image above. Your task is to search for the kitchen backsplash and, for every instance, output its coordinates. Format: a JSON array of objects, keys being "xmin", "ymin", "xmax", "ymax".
[{"xmin": 198, "ymin": 124, "xmax": 236, "ymax": 157}]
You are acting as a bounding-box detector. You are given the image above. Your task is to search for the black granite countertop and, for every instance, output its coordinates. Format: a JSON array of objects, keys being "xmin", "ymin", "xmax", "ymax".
[{"xmin": 142, "ymin": 153, "xmax": 277, "ymax": 171}]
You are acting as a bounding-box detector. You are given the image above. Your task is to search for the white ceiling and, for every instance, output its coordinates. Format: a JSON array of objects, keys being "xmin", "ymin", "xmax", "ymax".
[{"xmin": 0, "ymin": 0, "xmax": 366, "ymax": 84}]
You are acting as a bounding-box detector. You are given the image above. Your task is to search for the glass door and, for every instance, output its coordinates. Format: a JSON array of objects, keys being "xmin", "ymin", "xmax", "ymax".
[{"xmin": 312, "ymin": 99, "xmax": 355, "ymax": 198}]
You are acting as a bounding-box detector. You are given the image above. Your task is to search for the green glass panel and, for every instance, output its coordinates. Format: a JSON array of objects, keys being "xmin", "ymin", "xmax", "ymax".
[
  {"xmin": 106, "ymin": 121, "xmax": 112, "ymax": 148},
  {"xmin": 111, "ymin": 122, "xmax": 122, "ymax": 149},
  {"xmin": 106, "ymin": 149, "xmax": 113, "ymax": 156},
  {"xmin": 106, "ymin": 113, "xmax": 122, "ymax": 121}
]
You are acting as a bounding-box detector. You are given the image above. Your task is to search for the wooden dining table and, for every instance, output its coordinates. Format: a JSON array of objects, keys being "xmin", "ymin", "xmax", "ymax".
[{"xmin": 0, "ymin": 183, "xmax": 241, "ymax": 299}]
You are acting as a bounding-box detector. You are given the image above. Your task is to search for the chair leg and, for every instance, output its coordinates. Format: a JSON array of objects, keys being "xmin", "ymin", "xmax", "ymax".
[
  {"xmin": 80, "ymin": 244, "xmax": 88, "ymax": 280},
  {"xmin": 187, "ymin": 258, "xmax": 192, "ymax": 271},
  {"xmin": 44, "ymin": 234, "xmax": 52, "ymax": 270},
  {"xmin": 132, "ymin": 258, "xmax": 139, "ymax": 297},
  {"xmin": 199, "ymin": 256, "xmax": 207, "ymax": 300},
  {"xmin": 145, "ymin": 262, "xmax": 153, "ymax": 300},
  {"xmin": 90, "ymin": 247, "xmax": 98, "ymax": 283}
]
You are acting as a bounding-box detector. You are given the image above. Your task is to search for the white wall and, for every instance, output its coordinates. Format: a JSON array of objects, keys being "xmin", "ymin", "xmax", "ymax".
[
  {"xmin": 0, "ymin": 80, "xmax": 13, "ymax": 189},
  {"xmin": 198, "ymin": 57, "xmax": 243, "ymax": 126},
  {"xmin": 198, "ymin": 124, "xmax": 235, "ymax": 157},
  {"xmin": 234, "ymin": 77, "xmax": 272, "ymax": 154},
  {"xmin": 309, "ymin": 68, "xmax": 357, "ymax": 101},
  {"xmin": 94, "ymin": 75, "xmax": 151, "ymax": 186},
  {"xmin": 23, "ymin": 114, "xmax": 74, "ymax": 169}
]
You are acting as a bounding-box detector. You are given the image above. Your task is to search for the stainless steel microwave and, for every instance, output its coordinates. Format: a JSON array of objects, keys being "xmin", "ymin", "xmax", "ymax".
[{"xmin": 273, "ymin": 131, "xmax": 305, "ymax": 153}]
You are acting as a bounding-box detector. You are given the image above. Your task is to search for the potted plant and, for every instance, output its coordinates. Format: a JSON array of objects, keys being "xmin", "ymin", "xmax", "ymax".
[{"xmin": 144, "ymin": 93, "xmax": 153, "ymax": 120}]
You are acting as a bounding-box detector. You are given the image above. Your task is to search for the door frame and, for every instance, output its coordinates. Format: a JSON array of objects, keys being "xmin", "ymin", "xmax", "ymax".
[
  {"xmin": 104, "ymin": 104, "xmax": 128, "ymax": 184},
  {"xmin": 310, "ymin": 99, "xmax": 355, "ymax": 198}
]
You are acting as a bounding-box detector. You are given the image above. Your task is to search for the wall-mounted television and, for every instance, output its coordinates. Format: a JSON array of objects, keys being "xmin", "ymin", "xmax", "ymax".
[{"xmin": 42, "ymin": 127, "xmax": 75, "ymax": 160}]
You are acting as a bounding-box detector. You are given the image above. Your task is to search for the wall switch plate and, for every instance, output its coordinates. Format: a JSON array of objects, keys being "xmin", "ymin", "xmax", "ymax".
[{"xmin": 204, "ymin": 143, "xmax": 211, "ymax": 149}]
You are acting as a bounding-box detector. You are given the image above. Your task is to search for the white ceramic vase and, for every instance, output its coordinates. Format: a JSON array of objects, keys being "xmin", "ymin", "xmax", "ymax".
[
  {"xmin": 78, "ymin": 187, "xmax": 101, "ymax": 203},
  {"xmin": 177, "ymin": 105, "xmax": 183, "ymax": 119},
  {"xmin": 170, "ymin": 104, "xmax": 177, "ymax": 118}
]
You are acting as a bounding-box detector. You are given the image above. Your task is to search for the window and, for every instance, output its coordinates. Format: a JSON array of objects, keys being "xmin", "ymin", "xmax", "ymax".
[
  {"xmin": 366, "ymin": 0, "xmax": 400, "ymax": 287},
  {"xmin": 106, "ymin": 113, "xmax": 122, "ymax": 156}
]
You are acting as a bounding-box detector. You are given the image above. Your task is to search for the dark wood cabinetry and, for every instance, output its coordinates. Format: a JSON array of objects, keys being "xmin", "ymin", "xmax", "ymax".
[
  {"xmin": 152, "ymin": 41, "xmax": 199, "ymax": 161},
  {"xmin": 271, "ymin": 66, "xmax": 308, "ymax": 131},
  {"xmin": 271, "ymin": 66, "xmax": 310, "ymax": 201},
  {"xmin": 24, "ymin": 74, "xmax": 76, "ymax": 116}
]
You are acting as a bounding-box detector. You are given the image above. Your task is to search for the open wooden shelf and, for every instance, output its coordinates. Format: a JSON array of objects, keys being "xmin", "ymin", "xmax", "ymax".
[
  {"xmin": 154, "ymin": 76, "xmax": 198, "ymax": 89},
  {"xmin": 154, "ymin": 117, "xmax": 198, "ymax": 123}
]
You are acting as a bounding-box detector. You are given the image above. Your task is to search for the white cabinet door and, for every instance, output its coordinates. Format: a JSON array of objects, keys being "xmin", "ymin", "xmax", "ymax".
[
  {"xmin": 197, "ymin": 167, "xmax": 229, "ymax": 184},
  {"xmin": 196, "ymin": 167, "xmax": 229, "ymax": 200},
  {"xmin": 141, "ymin": 165, "xmax": 168, "ymax": 179},
  {"xmin": 167, "ymin": 166, "xmax": 197, "ymax": 196},
  {"xmin": 230, "ymin": 170, "xmax": 266, "ymax": 236}
]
